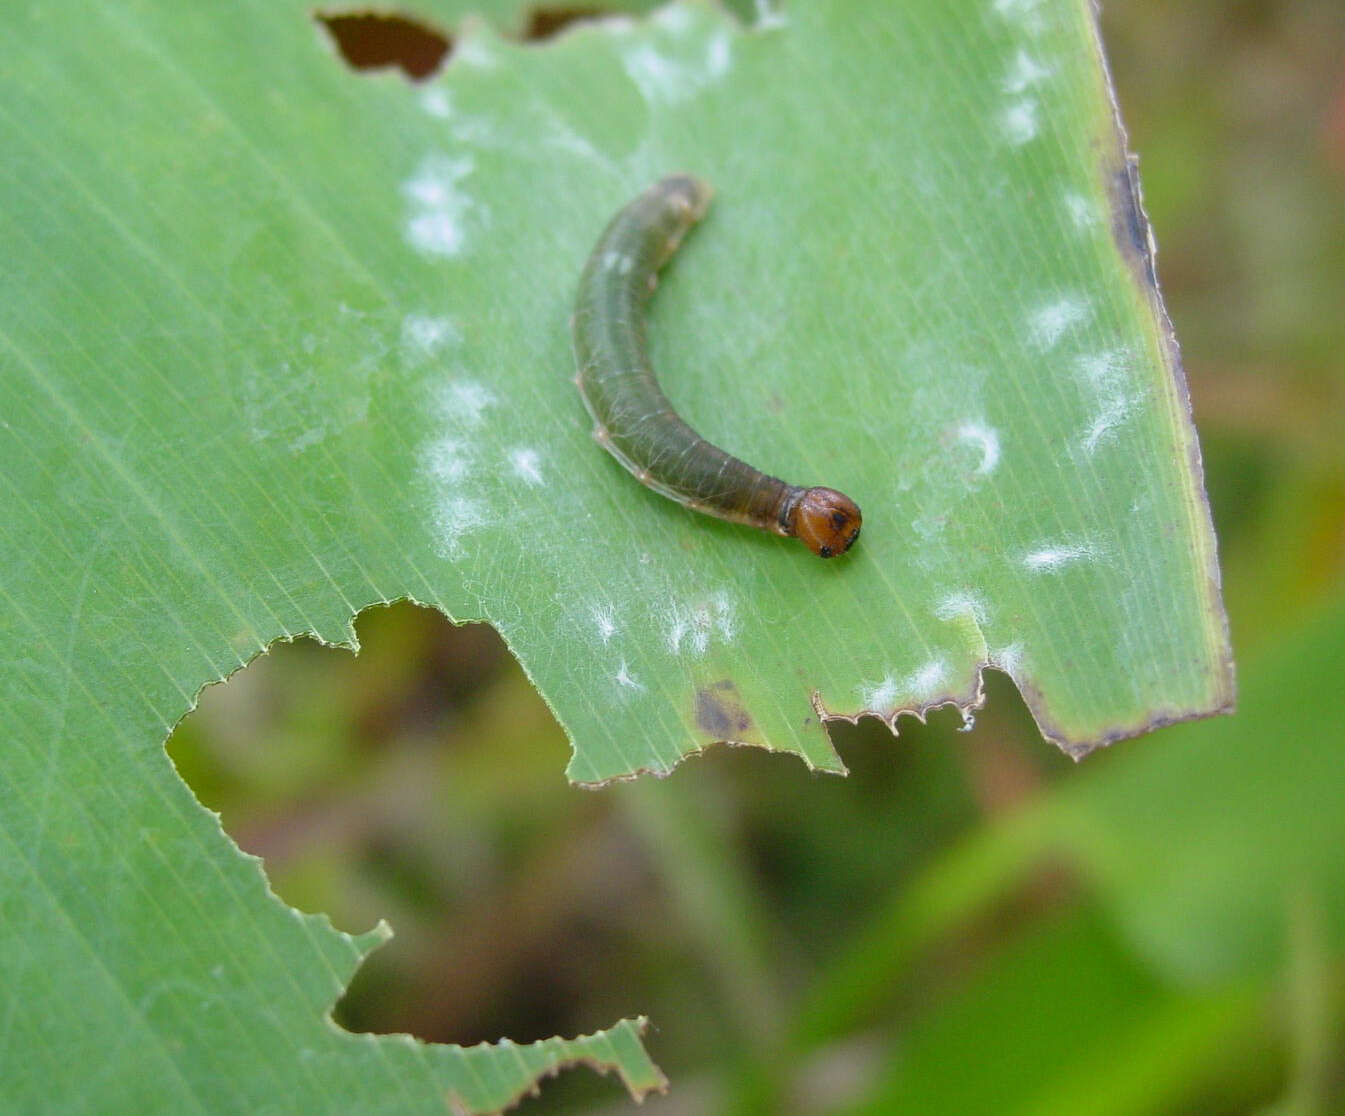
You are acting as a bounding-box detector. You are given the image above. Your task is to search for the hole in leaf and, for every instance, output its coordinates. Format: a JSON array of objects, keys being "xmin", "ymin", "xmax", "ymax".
[
  {"xmin": 167, "ymin": 600, "xmax": 1060, "ymax": 1105},
  {"xmin": 316, "ymin": 11, "xmax": 452, "ymax": 81},
  {"xmin": 521, "ymin": 7, "xmax": 606, "ymax": 42},
  {"xmin": 169, "ymin": 601, "xmax": 623, "ymax": 1046}
]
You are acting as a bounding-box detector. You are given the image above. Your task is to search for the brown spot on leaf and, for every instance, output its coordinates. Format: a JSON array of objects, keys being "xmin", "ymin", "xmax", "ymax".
[
  {"xmin": 695, "ymin": 681, "xmax": 752, "ymax": 739},
  {"xmin": 1108, "ymin": 155, "xmax": 1159, "ymax": 291}
]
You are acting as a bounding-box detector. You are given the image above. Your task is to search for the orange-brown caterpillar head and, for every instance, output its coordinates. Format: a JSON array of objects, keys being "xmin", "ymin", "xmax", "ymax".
[
  {"xmin": 791, "ymin": 487, "xmax": 862, "ymax": 558},
  {"xmin": 660, "ymin": 174, "xmax": 714, "ymax": 222}
]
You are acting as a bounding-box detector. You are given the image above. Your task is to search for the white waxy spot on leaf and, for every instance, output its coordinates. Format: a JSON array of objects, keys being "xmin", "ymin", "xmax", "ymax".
[
  {"xmin": 934, "ymin": 592, "xmax": 989, "ymax": 626},
  {"xmin": 401, "ymin": 314, "xmax": 461, "ymax": 359},
  {"xmin": 403, "ymin": 155, "xmax": 486, "ymax": 258},
  {"xmin": 1029, "ymin": 297, "xmax": 1090, "ymax": 350},
  {"xmin": 1075, "ymin": 349, "xmax": 1141, "ymax": 453},
  {"xmin": 624, "ymin": 47, "xmax": 685, "ymax": 103},
  {"xmin": 418, "ymin": 379, "xmax": 499, "ymax": 560},
  {"xmin": 1082, "ymin": 397, "xmax": 1135, "ymax": 453},
  {"xmin": 709, "ymin": 591, "xmax": 737, "ymax": 644},
  {"xmin": 615, "ymin": 661, "xmax": 643, "ymax": 691},
  {"xmin": 706, "ymin": 31, "xmax": 731, "ymax": 77},
  {"xmin": 1064, "ymin": 190, "xmax": 1099, "ymax": 230},
  {"xmin": 408, "ymin": 214, "xmax": 464, "ymax": 256},
  {"xmin": 1023, "ymin": 543, "xmax": 1097, "ymax": 572},
  {"xmin": 1077, "ymin": 349, "xmax": 1130, "ymax": 388},
  {"xmin": 664, "ymin": 590, "xmax": 736, "ymax": 657},
  {"xmin": 993, "ymin": 0, "xmax": 1048, "ymax": 35},
  {"xmin": 754, "ymin": 0, "xmax": 788, "ymax": 29},
  {"xmin": 593, "ymin": 607, "xmax": 618, "ymax": 644},
  {"xmin": 955, "ymin": 421, "xmax": 1001, "ymax": 476},
  {"xmin": 858, "ymin": 675, "xmax": 899, "ymax": 710},
  {"xmin": 425, "ymin": 437, "xmax": 471, "ymax": 484},
  {"xmin": 420, "ymin": 88, "xmax": 451, "ymax": 118},
  {"xmin": 430, "ymin": 496, "xmax": 489, "ymax": 559},
  {"xmin": 1003, "ymin": 49, "xmax": 1052, "ymax": 93},
  {"xmin": 858, "ymin": 659, "xmax": 949, "ymax": 710},
  {"xmin": 544, "ymin": 123, "xmax": 607, "ymax": 165},
  {"xmin": 622, "ymin": 28, "xmax": 732, "ymax": 105},
  {"xmin": 911, "ymin": 511, "xmax": 948, "ymax": 543},
  {"xmin": 653, "ymin": 3, "xmax": 693, "ymax": 33},
  {"xmin": 1002, "ymin": 100, "xmax": 1039, "ymax": 145},
  {"xmin": 666, "ymin": 611, "xmax": 687, "ymax": 654},
  {"xmin": 509, "ymin": 447, "xmax": 544, "ymax": 487},
  {"xmin": 910, "ymin": 659, "xmax": 948, "ymax": 697},
  {"xmin": 991, "ymin": 641, "xmax": 1026, "ymax": 674},
  {"xmin": 453, "ymin": 34, "xmax": 498, "ymax": 69},
  {"xmin": 446, "ymin": 380, "xmax": 496, "ymax": 427}
]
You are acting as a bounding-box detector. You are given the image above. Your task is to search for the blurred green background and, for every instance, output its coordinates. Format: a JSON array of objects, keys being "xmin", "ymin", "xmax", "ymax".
[{"xmin": 167, "ymin": 2, "xmax": 1345, "ymax": 1112}]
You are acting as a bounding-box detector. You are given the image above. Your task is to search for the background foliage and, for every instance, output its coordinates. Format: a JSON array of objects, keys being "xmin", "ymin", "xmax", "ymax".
[{"xmin": 170, "ymin": 2, "xmax": 1345, "ymax": 1112}]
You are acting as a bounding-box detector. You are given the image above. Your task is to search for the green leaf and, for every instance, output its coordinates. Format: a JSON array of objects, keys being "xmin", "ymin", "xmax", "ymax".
[
  {"xmin": 0, "ymin": 0, "xmax": 1231, "ymax": 1109},
  {"xmin": 843, "ymin": 907, "xmax": 1263, "ymax": 1116},
  {"xmin": 1057, "ymin": 595, "xmax": 1345, "ymax": 981}
]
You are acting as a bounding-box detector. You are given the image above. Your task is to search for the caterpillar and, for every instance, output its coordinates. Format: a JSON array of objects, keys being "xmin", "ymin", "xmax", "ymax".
[{"xmin": 571, "ymin": 174, "xmax": 862, "ymax": 558}]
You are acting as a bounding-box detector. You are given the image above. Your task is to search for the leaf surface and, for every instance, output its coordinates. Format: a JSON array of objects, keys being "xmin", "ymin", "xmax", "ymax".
[{"xmin": 0, "ymin": 0, "xmax": 1230, "ymax": 1109}]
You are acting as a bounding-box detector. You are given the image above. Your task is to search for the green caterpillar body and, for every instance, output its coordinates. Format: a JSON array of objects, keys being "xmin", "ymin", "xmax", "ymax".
[{"xmin": 571, "ymin": 174, "xmax": 861, "ymax": 558}]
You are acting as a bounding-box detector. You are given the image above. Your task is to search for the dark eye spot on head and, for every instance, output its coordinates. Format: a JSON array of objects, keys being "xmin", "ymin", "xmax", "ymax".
[{"xmin": 792, "ymin": 486, "xmax": 862, "ymax": 558}]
